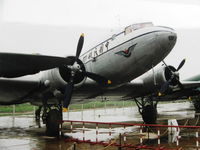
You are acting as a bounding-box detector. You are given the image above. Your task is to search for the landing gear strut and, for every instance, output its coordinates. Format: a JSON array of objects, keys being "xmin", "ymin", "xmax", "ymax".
[
  {"xmin": 35, "ymin": 98, "xmax": 63, "ymax": 137},
  {"xmin": 35, "ymin": 106, "xmax": 42, "ymax": 122},
  {"xmin": 135, "ymin": 96, "xmax": 158, "ymax": 124},
  {"xmin": 192, "ymin": 95, "xmax": 200, "ymax": 113}
]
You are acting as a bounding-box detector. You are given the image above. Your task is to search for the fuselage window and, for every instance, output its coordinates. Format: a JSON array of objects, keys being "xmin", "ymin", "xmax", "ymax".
[{"xmin": 105, "ymin": 41, "xmax": 109, "ymax": 50}]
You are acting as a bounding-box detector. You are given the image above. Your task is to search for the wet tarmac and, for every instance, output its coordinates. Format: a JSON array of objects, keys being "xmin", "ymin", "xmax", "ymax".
[{"xmin": 0, "ymin": 101, "xmax": 198, "ymax": 150}]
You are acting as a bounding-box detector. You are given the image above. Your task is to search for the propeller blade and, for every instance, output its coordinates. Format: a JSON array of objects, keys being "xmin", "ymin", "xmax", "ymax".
[
  {"xmin": 63, "ymin": 82, "xmax": 74, "ymax": 109},
  {"xmin": 75, "ymin": 33, "xmax": 84, "ymax": 61},
  {"xmin": 162, "ymin": 60, "xmax": 173, "ymax": 72},
  {"xmin": 84, "ymin": 72, "xmax": 111, "ymax": 85},
  {"xmin": 62, "ymin": 34, "xmax": 85, "ymax": 111},
  {"xmin": 177, "ymin": 58, "xmax": 186, "ymax": 71}
]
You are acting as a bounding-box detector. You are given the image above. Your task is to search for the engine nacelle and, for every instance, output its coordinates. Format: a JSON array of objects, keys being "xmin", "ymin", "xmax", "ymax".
[
  {"xmin": 41, "ymin": 57, "xmax": 86, "ymax": 90},
  {"xmin": 141, "ymin": 65, "xmax": 178, "ymax": 91}
]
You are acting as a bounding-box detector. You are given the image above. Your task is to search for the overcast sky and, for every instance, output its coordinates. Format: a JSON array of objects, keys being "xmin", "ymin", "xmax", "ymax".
[
  {"xmin": 1, "ymin": 0, "xmax": 200, "ymax": 29},
  {"xmin": 0, "ymin": 0, "xmax": 200, "ymax": 79}
]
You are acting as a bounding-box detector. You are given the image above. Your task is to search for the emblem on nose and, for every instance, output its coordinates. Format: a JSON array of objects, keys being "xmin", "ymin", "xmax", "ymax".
[{"xmin": 115, "ymin": 43, "xmax": 137, "ymax": 57}]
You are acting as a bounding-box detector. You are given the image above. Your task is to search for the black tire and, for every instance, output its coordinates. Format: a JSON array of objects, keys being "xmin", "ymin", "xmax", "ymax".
[
  {"xmin": 46, "ymin": 109, "xmax": 61, "ymax": 137},
  {"xmin": 141, "ymin": 105, "xmax": 157, "ymax": 124},
  {"xmin": 192, "ymin": 97, "xmax": 200, "ymax": 112}
]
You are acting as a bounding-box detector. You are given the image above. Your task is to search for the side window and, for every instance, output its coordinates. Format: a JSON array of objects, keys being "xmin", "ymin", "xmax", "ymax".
[{"xmin": 105, "ymin": 41, "xmax": 109, "ymax": 50}]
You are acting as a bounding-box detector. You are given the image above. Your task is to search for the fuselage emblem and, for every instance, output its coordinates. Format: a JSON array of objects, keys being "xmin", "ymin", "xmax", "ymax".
[{"xmin": 115, "ymin": 43, "xmax": 137, "ymax": 58}]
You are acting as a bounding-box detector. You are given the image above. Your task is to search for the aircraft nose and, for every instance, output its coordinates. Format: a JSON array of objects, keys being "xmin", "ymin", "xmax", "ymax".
[
  {"xmin": 168, "ymin": 32, "xmax": 177, "ymax": 44},
  {"xmin": 157, "ymin": 31, "xmax": 177, "ymax": 52}
]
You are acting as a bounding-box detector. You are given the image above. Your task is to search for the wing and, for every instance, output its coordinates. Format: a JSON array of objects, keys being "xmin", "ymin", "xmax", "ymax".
[
  {"xmin": 0, "ymin": 78, "xmax": 41, "ymax": 105},
  {"xmin": 181, "ymin": 81, "xmax": 200, "ymax": 89},
  {"xmin": 4, "ymin": 78, "xmax": 198, "ymax": 105},
  {"xmin": 70, "ymin": 80, "xmax": 200, "ymax": 104},
  {"xmin": 0, "ymin": 53, "xmax": 74, "ymax": 78},
  {"xmin": 121, "ymin": 80, "xmax": 200, "ymax": 101}
]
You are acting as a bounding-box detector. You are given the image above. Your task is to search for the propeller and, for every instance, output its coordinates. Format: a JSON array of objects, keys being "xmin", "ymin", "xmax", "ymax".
[
  {"xmin": 62, "ymin": 34, "xmax": 111, "ymax": 111},
  {"xmin": 177, "ymin": 58, "xmax": 186, "ymax": 71},
  {"xmin": 159, "ymin": 59, "xmax": 186, "ymax": 95}
]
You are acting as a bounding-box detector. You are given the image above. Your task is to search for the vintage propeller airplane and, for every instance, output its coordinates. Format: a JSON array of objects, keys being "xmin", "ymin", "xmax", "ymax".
[{"xmin": 0, "ymin": 22, "xmax": 179, "ymax": 136}]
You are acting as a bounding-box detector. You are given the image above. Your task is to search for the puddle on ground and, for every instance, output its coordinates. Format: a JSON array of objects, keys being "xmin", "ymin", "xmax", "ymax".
[{"xmin": 0, "ymin": 101, "xmax": 199, "ymax": 150}]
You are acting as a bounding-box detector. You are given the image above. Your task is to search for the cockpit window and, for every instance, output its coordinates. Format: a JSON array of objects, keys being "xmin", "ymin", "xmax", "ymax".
[{"xmin": 124, "ymin": 22, "xmax": 153, "ymax": 35}]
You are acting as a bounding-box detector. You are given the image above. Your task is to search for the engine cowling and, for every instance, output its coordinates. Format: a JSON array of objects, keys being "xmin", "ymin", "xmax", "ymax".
[
  {"xmin": 142, "ymin": 65, "xmax": 179, "ymax": 92},
  {"xmin": 41, "ymin": 57, "xmax": 86, "ymax": 90}
]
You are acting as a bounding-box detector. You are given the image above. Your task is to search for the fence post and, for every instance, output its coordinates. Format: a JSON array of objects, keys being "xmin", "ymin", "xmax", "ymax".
[
  {"xmin": 73, "ymin": 142, "xmax": 76, "ymax": 150},
  {"xmin": 104, "ymin": 101, "xmax": 107, "ymax": 113},
  {"xmin": 59, "ymin": 122, "xmax": 62, "ymax": 138},
  {"xmin": 157, "ymin": 128, "xmax": 160, "ymax": 147},
  {"xmin": 81, "ymin": 104, "xmax": 84, "ymax": 121},
  {"xmin": 109, "ymin": 124, "xmax": 112, "ymax": 143},
  {"xmin": 124, "ymin": 125, "xmax": 126, "ymax": 144},
  {"xmin": 70, "ymin": 121, "xmax": 73, "ymax": 135},
  {"xmin": 83, "ymin": 122, "xmax": 85, "ymax": 141},
  {"xmin": 96, "ymin": 123, "xmax": 99, "ymax": 142},
  {"xmin": 118, "ymin": 133, "xmax": 122, "ymax": 150},
  {"xmin": 67, "ymin": 106, "xmax": 70, "ymax": 119},
  {"xmin": 176, "ymin": 127, "xmax": 179, "ymax": 148},
  {"xmin": 196, "ymin": 131, "xmax": 199, "ymax": 148},
  {"xmin": 93, "ymin": 103, "xmax": 96, "ymax": 120},
  {"xmin": 33, "ymin": 106, "xmax": 36, "ymax": 116},
  {"xmin": 140, "ymin": 126, "xmax": 143, "ymax": 145},
  {"xmin": 13, "ymin": 105, "xmax": 15, "ymax": 116},
  {"xmin": 123, "ymin": 101, "xmax": 125, "ymax": 114}
]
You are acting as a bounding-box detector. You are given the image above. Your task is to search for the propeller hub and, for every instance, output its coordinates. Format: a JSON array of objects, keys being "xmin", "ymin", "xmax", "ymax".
[
  {"xmin": 73, "ymin": 62, "xmax": 81, "ymax": 71},
  {"xmin": 174, "ymin": 71, "xmax": 179, "ymax": 77},
  {"xmin": 68, "ymin": 62, "xmax": 81, "ymax": 73}
]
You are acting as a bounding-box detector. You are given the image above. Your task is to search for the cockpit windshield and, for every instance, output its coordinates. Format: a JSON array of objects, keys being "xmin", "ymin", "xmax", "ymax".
[{"xmin": 124, "ymin": 22, "xmax": 153, "ymax": 35}]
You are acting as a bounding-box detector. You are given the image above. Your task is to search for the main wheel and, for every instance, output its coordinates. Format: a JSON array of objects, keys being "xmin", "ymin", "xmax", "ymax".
[
  {"xmin": 46, "ymin": 109, "xmax": 61, "ymax": 137},
  {"xmin": 141, "ymin": 104, "xmax": 157, "ymax": 124},
  {"xmin": 192, "ymin": 96, "xmax": 200, "ymax": 112}
]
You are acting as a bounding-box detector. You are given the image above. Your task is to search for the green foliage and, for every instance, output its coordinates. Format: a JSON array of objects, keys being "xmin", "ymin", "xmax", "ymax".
[
  {"xmin": 0, "ymin": 101, "xmax": 135, "ymax": 113},
  {"xmin": 0, "ymin": 103, "xmax": 37, "ymax": 113}
]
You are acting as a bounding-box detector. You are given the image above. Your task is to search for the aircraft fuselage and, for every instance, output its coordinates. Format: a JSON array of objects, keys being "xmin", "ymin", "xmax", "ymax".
[{"xmin": 80, "ymin": 24, "xmax": 176, "ymax": 87}]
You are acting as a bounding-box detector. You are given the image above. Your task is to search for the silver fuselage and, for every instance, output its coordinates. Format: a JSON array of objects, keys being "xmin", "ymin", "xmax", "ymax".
[{"xmin": 80, "ymin": 26, "xmax": 176, "ymax": 87}]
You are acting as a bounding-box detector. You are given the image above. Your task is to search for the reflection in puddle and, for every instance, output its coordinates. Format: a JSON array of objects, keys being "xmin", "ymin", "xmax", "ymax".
[
  {"xmin": 0, "ymin": 101, "xmax": 198, "ymax": 150},
  {"xmin": 64, "ymin": 126, "xmax": 139, "ymax": 142}
]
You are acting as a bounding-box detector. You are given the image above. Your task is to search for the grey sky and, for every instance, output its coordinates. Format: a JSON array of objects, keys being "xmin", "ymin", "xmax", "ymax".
[{"xmin": 2, "ymin": 0, "xmax": 200, "ymax": 28}]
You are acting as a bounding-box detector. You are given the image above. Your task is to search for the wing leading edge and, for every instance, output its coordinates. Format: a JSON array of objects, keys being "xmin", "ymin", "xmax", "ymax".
[{"xmin": 0, "ymin": 53, "xmax": 74, "ymax": 78}]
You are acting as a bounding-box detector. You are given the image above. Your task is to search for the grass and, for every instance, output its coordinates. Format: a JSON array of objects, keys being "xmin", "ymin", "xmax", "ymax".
[
  {"xmin": 0, "ymin": 101, "xmax": 135, "ymax": 114},
  {"xmin": 0, "ymin": 100, "xmax": 188, "ymax": 114},
  {"xmin": 0, "ymin": 103, "xmax": 37, "ymax": 113}
]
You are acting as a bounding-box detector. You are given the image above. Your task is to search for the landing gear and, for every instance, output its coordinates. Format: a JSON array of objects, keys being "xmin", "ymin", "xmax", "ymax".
[
  {"xmin": 35, "ymin": 106, "xmax": 42, "ymax": 128},
  {"xmin": 36, "ymin": 97, "xmax": 63, "ymax": 137},
  {"xmin": 35, "ymin": 106, "xmax": 42, "ymax": 121},
  {"xmin": 192, "ymin": 95, "xmax": 200, "ymax": 112},
  {"xmin": 135, "ymin": 97, "xmax": 158, "ymax": 124},
  {"xmin": 46, "ymin": 109, "xmax": 61, "ymax": 137}
]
